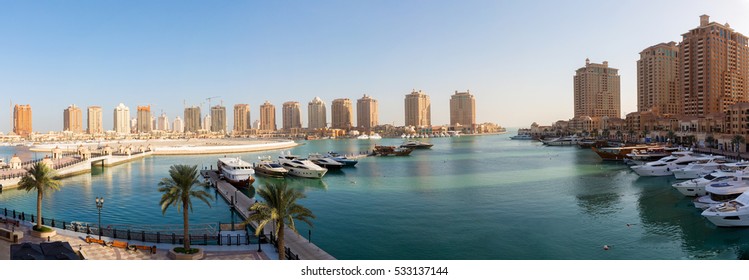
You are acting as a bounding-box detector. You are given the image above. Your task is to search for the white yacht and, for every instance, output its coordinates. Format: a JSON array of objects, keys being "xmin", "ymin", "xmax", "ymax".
[
  {"xmin": 357, "ymin": 134, "xmax": 369, "ymax": 140},
  {"xmin": 693, "ymin": 175, "xmax": 749, "ymax": 209},
  {"xmin": 672, "ymin": 156, "xmax": 730, "ymax": 179},
  {"xmin": 369, "ymin": 133, "xmax": 382, "ymax": 140},
  {"xmin": 277, "ymin": 153, "xmax": 328, "ymax": 178},
  {"xmin": 308, "ymin": 153, "xmax": 344, "ymax": 169},
  {"xmin": 217, "ymin": 157, "xmax": 255, "ymax": 187},
  {"xmin": 510, "ymin": 134, "xmax": 534, "ymax": 140},
  {"xmin": 541, "ymin": 136, "xmax": 582, "ymax": 146},
  {"xmin": 630, "ymin": 151, "xmax": 706, "ymax": 177},
  {"xmin": 701, "ymin": 192, "xmax": 749, "ymax": 227},
  {"xmin": 253, "ymin": 156, "xmax": 288, "ymax": 178},
  {"xmin": 672, "ymin": 171, "xmax": 749, "ymax": 197}
]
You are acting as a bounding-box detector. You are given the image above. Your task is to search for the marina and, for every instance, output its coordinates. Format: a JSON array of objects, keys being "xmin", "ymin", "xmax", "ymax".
[{"xmin": 3, "ymin": 134, "xmax": 749, "ymax": 259}]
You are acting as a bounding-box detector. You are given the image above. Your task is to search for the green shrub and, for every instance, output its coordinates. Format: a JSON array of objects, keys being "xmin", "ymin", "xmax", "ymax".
[
  {"xmin": 174, "ymin": 247, "xmax": 200, "ymax": 254},
  {"xmin": 33, "ymin": 226, "xmax": 54, "ymax": 232}
]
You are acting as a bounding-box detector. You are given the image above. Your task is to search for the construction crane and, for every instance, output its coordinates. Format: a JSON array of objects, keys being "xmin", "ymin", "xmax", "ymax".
[{"xmin": 206, "ymin": 96, "xmax": 221, "ymax": 109}]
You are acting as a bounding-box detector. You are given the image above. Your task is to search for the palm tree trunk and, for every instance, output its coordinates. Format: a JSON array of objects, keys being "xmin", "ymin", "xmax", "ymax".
[
  {"xmin": 278, "ymin": 223, "xmax": 285, "ymax": 260},
  {"xmin": 36, "ymin": 190, "xmax": 42, "ymax": 230},
  {"xmin": 183, "ymin": 204, "xmax": 190, "ymax": 251}
]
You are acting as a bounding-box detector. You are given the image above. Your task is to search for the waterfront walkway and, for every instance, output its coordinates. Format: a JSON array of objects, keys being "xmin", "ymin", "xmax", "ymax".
[
  {"xmin": 205, "ymin": 170, "xmax": 336, "ymax": 260},
  {"xmin": 0, "ymin": 219, "xmax": 272, "ymax": 260}
]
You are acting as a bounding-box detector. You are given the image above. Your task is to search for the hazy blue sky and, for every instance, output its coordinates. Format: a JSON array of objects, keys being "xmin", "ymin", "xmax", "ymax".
[{"xmin": 1, "ymin": 0, "xmax": 748, "ymax": 133}]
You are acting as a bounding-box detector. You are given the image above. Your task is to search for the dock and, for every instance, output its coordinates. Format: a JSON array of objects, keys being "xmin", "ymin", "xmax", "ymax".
[{"xmin": 203, "ymin": 169, "xmax": 336, "ymax": 260}]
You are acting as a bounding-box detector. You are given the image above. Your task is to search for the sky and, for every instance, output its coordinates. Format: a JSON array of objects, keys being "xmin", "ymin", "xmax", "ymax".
[{"xmin": 1, "ymin": 0, "xmax": 748, "ymax": 133}]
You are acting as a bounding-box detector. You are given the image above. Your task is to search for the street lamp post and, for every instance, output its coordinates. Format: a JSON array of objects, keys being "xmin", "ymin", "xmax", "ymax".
[{"xmin": 96, "ymin": 197, "xmax": 104, "ymax": 240}]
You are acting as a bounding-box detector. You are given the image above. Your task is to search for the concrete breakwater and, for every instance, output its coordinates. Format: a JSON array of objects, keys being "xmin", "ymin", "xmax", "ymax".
[{"xmin": 30, "ymin": 139, "xmax": 299, "ymax": 155}]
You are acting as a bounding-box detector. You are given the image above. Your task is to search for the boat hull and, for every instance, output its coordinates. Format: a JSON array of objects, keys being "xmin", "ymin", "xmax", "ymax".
[
  {"xmin": 702, "ymin": 212, "xmax": 749, "ymax": 227},
  {"xmin": 285, "ymin": 167, "xmax": 327, "ymax": 178},
  {"xmin": 254, "ymin": 168, "xmax": 287, "ymax": 178},
  {"xmin": 672, "ymin": 181, "xmax": 708, "ymax": 196}
]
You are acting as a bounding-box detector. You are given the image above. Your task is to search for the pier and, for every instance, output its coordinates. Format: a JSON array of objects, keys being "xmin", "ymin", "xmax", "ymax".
[
  {"xmin": 0, "ymin": 151, "xmax": 152, "ymax": 190},
  {"xmin": 203, "ymin": 170, "xmax": 336, "ymax": 260}
]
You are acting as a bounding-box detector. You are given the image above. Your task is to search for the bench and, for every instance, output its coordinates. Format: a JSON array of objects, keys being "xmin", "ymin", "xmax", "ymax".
[
  {"xmin": 135, "ymin": 245, "xmax": 157, "ymax": 254},
  {"xmin": 0, "ymin": 218, "xmax": 20, "ymax": 227},
  {"xmin": 85, "ymin": 236, "xmax": 107, "ymax": 245},
  {"xmin": 111, "ymin": 240, "xmax": 128, "ymax": 249}
]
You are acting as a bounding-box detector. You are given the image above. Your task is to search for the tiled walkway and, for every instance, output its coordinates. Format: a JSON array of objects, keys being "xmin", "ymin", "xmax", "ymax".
[{"xmin": 0, "ymin": 221, "xmax": 268, "ymax": 260}]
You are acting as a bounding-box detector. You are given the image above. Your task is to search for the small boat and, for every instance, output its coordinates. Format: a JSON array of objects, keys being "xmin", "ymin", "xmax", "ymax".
[
  {"xmin": 277, "ymin": 153, "xmax": 328, "ymax": 178},
  {"xmin": 369, "ymin": 133, "xmax": 382, "ymax": 140},
  {"xmin": 308, "ymin": 153, "xmax": 344, "ymax": 169},
  {"xmin": 253, "ymin": 156, "xmax": 288, "ymax": 178},
  {"xmin": 399, "ymin": 141, "xmax": 433, "ymax": 149},
  {"xmin": 357, "ymin": 134, "xmax": 369, "ymax": 140},
  {"xmin": 624, "ymin": 146, "xmax": 680, "ymax": 165},
  {"xmin": 702, "ymin": 192, "xmax": 749, "ymax": 227},
  {"xmin": 217, "ymin": 157, "xmax": 256, "ymax": 187}
]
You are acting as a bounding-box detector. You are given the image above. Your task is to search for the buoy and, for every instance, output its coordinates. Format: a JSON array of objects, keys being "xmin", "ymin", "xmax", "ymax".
[{"xmin": 603, "ymin": 245, "xmax": 610, "ymax": 250}]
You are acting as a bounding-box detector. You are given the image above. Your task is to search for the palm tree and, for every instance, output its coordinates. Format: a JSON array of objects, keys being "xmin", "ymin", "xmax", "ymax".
[
  {"xmin": 667, "ymin": 130, "xmax": 676, "ymax": 144},
  {"xmin": 615, "ymin": 130, "xmax": 623, "ymax": 141},
  {"xmin": 732, "ymin": 135, "xmax": 746, "ymax": 153},
  {"xmin": 602, "ymin": 129, "xmax": 610, "ymax": 140},
  {"xmin": 706, "ymin": 135, "xmax": 715, "ymax": 149},
  {"xmin": 628, "ymin": 129, "xmax": 636, "ymax": 143},
  {"xmin": 18, "ymin": 162, "xmax": 61, "ymax": 231},
  {"xmin": 246, "ymin": 183, "xmax": 315, "ymax": 260},
  {"xmin": 158, "ymin": 164, "xmax": 211, "ymax": 252}
]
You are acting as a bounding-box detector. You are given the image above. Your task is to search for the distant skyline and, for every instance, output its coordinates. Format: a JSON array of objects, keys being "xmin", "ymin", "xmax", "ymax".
[{"xmin": 1, "ymin": 0, "xmax": 748, "ymax": 133}]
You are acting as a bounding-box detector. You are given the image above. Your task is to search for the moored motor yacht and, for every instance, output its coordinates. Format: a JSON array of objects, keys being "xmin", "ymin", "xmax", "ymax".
[
  {"xmin": 253, "ymin": 156, "xmax": 288, "ymax": 178},
  {"xmin": 541, "ymin": 136, "xmax": 582, "ymax": 146},
  {"xmin": 217, "ymin": 157, "xmax": 256, "ymax": 187},
  {"xmin": 325, "ymin": 152, "xmax": 358, "ymax": 167},
  {"xmin": 510, "ymin": 134, "xmax": 533, "ymax": 140},
  {"xmin": 630, "ymin": 151, "xmax": 707, "ymax": 177},
  {"xmin": 701, "ymin": 192, "xmax": 749, "ymax": 227},
  {"xmin": 693, "ymin": 173, "xmax": 749, "ymax": 209},
  {"xmin": 672, "ymin": 170, "xmax": 749, "ymax": 197},
  {"xmin": 400, "ymin": 141, "xmax": 434, "ymax": 149},
  {"xmin": 277, "ymin": 153, "xmax": 328, "ymax": 178},
  {"xmin": 308, "ymin": 153, "xmax": 344, "ymax": 169},
  {"xmin": 672, "ymin": 156, "xmax": 731, "ymax": 179}
]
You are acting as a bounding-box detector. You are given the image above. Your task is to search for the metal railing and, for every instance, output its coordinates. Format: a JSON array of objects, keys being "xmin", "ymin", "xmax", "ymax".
[{"xmin": 0, "ymin": 207, "xmax": 265, "ymax": 246}]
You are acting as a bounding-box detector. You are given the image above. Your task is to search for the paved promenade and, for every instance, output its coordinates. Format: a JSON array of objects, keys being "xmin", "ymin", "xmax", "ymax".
[{"xmin": 0, "ymin": 220, "xmax": 271, "ymax": 260}]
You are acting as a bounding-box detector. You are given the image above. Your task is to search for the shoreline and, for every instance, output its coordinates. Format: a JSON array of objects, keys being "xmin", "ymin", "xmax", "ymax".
[{"xmin": 28, "ymin": 138, "xmax": 299, "ymax": 156}]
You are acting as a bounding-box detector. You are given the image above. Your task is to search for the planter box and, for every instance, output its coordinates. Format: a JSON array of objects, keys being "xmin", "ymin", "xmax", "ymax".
[
  {"xmin": 167, "ymin": 248, "xmax": 204, "ymax": 260},
  {"xmin": 30, "ymin": 229, "xmax": 56, "ymax": 239}
]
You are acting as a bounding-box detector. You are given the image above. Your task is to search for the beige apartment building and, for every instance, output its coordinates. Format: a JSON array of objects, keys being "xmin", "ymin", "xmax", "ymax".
[
  {"xmin": 136, "ymin": 105, "xmax": 152, "ymax": 133},
  {"xmin": 183, "ymin": 106, "xmax": 201, "ymax": 133},
  {"xmin": 87, "ymin": 106, "xmax": 103, "ymax": 134},
  {"xmin": 680, "ymin": 15, "xmax": 749, "ymax": 117},
  {"xmin": 260, "ymin": 101, "xmax": 277, "ymax": 132},
  {"xmin": 13, "ymin": 104, "xmax": 32, "ymax": 138},
  {"xmin": 308, "ymin": 97, "xmax": 327, "ymax": 129},
  {"xmin": 331, "ymin": 98, "xmax": 353, "ymax": 130},
  {"xmin": 574, "ymin": 59, "xmax": 621, "ymax": 118},
  {"xmin": 638, "ymin": 42, "xmax": 680, "ymax": 115},
  {"xmin": 449, "ymin": 90, "xmax": 476, "ymax": 129},
  {"xmin": 233, "ymin": 104, "xmax": 251, "ymax": 134},
  {"xmin": 63, "ymin": 104, "xmax": 83, "ymax": 133},
  {"xmin": 113, "ymin": 103, "xmax": 130, "ymax": 134},
  {"xmin": 404, "ymin": 90, "xmax": 431, "ymax": 127},
  {"xmin": 282, "ymin": 101, "xmax": 302, "ymax": 131},
  {"xmin": 211, "ymin": 105, "xmax": 226, "ymax": 133},
  {"xmin": 356, "ymin": 94, "xmax": 378, "ymax": 132}
]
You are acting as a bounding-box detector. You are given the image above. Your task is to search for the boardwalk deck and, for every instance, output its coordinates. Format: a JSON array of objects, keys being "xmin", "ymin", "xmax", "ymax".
[{"xmin": 204, "ymin": 169, "xmax": 335, "ymax": 260}]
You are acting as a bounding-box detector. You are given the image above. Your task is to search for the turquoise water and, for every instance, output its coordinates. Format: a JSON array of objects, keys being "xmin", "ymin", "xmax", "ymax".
[{"xmin": 2, "ymin": 136, "xmax": 749, "ymax": 259}]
